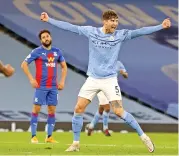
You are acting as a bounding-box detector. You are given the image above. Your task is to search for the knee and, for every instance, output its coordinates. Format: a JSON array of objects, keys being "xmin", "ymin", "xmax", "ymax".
[
  {"xmin": 74, "ymin": 104, "xmax": 85, "ymax": 113},
  {"xmin": 104, "ymin": 105, "xmax": 110, "ymax": 113},
  {"xmin": 48, "ymin": 109, "xmax": 55, "ymax": 115},
  {"xmin": 32, "ymin": 105, "xmax": 41, "ymax": 114},
  {"xmin": 114, "ymin": 108, "xmax": 124, "ymax": 117},
  {"xmin": 111, "ymin": 100, "xmax": 124, "ymax": 117}
]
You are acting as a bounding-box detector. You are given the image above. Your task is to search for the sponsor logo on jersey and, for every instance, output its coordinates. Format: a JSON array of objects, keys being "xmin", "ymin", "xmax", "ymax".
[
  {"xmin": 45, "ymin": 62, "xmax": 56, "ymax": 67},
  {"xmin": 47, "ymin": 57, "xmax": 55, "ymax": 62}
]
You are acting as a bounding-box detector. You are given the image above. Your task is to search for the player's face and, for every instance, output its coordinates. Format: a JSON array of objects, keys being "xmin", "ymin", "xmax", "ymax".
[
  {"xmin": 40, "ymin": 32, "xmax": 52, "ymax": 48},
  {"xmin": 104, "ymin": 18, "xmax": 119, "ymax": 33}
]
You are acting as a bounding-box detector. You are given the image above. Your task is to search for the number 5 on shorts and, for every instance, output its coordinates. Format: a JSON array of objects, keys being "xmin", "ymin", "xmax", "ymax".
[{"xmin": 115, "ymin": 86, "xmax": 120, "ymax": 96}]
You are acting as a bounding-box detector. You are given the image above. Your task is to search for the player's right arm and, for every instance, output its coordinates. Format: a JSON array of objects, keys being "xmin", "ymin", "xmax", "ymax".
[
  {"xmin": 40, "ymin": 12, "xmax": 93, "ymax": 38},
  {"xmin": 21, "ymin": 50, "xmax": 39, "ymax": 88}
]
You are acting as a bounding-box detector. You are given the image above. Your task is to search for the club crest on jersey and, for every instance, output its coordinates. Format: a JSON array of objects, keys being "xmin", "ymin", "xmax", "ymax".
[
  {"xmin": 109, "ymin": 36, "xmax": 115, "ymax": 41},
  {"xmin": 47, "ymin": 57, "xmax": 55, "ymax": 62}
]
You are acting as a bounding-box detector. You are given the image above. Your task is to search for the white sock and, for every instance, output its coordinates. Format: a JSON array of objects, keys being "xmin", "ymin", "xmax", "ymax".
[
  {"xmin": 140, "ymin": 133, "xmax": 147, "ymax": 139},
  {"xmin": 73, "ymin": 141, "xmax": 79, "ymax": 144}
]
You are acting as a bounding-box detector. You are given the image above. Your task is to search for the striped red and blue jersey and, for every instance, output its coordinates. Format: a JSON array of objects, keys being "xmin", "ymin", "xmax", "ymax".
[{"xmin": 25, "ymin": 46, "xmax": 65, "ymax": 89}]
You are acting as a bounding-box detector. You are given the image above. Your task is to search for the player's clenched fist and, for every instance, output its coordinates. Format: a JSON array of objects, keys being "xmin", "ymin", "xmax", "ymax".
[
  {"xmin": 40, "ymin": 12, "xmax": 49, "ymax": 22},
  {"xmin": 0, "ymin": 61, "xmax": 15, "ymax": 77},
  {"xmin": 4, "ymin": 64, "xmax": 15, "ymax": 77},
  {"xmin": 162, "ymin": 18, "xmax": 171, "ymax": 29}
]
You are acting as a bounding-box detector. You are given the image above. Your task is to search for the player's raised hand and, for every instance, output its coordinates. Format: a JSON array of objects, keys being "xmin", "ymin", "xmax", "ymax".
[
  {"xmin": 30, "ymin": 78, "xmax": 39, "ymax": 88},
  {"xmin": 40, "ymin": 12, "xmax": 49, "ymax": 22},
  {"xmin": 162, "ymin": 18, "xmax": 171, "ymax": 29},
  {"xmin": 58, "ymin": 82, "xmax": 65, "ymax": 90}
]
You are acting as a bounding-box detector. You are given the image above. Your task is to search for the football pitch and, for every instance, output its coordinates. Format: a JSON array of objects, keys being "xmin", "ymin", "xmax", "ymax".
[{"xmin": 0, "ymin": 132, "xmax": 177, "ymax": 155}]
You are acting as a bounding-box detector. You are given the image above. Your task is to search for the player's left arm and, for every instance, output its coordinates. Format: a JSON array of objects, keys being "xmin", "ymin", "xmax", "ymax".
[
  {"xmin": 122, "ymin": 18, "xmax": 171, "ymax": 41},
  {"xmin": 116, "ymin": 61, "xmax": 128, "ymax": 79},
  {"xmin": 130, "ymin": 18, "xmax": 171, "ymax": 39},
  {"xmin": 57, "ymin": 50, "xmax": 67, "ymax": 90}
]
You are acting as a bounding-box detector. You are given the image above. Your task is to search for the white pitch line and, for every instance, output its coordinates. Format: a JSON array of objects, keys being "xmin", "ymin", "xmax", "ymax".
[
  {"xmin": 0, "ymin": 141, "xmax": 177, "ymax": 150},
  {"xmin": 0, "ymin": 142, "xmax": 177, "ymax": 149},
  {"xmin": 67, "ymin": 144, "xmax": 177, "ymax": 149},
  {"xmin": 1, "ymin": 155, "xmax": 178, "ymax": 156},
  {"xmin": 67, "ymin": 144, "xmax": 116, "ymax": 147},
  {"xmin": 21, "ymin": 152, "xmax": 32, "ymax": 154},
  {"xmin": 0, "ymin": 142, "xmax": 58, "ymax": 144},
  {"xmin": 0, "ymin": 142, "xmax": 27, "ymax": 144}
]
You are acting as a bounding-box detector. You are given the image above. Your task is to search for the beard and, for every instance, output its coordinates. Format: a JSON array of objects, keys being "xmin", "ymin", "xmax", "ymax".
[{"xmin": 42, "ymin": 40, "xmax": 52, "ymax": 48}]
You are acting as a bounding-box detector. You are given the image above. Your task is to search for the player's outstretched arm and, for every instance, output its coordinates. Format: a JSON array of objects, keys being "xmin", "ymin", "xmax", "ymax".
[
  {"xmin": 131, "ymin": 18, "xmax": 171, "ymax": 39},
  {"xmin": 21, "ymin": 61, "xmax": 38, "ymax": 88},
  {"xmin": 41, "ymin": 12, "xmax": 82, "ymax": 34},
  {"xmin": 58, "ymin": 61, "xmax": 67, "ymax": 90}
]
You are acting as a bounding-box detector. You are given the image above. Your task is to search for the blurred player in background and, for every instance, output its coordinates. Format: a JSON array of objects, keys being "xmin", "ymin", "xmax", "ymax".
[
  {"xmin": 86, "ymin": 61, "xmax": 128, "ymax": 136},
  {"xmin": 40, "ymin": 10, "xmax": 171, "ymax": 152},
  {"xmin": 0, "ymin": 61, "xmax": 14, "ymax": 77},
  {"xmin": 21, "ymin": 29, "xmax": 67, "ymax": 143}
]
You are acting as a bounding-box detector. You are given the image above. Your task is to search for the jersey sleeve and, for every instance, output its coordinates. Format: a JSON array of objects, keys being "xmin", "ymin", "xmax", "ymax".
[
  {"xmin": 48, "ymin": 18, "xmax": 93, "ymax": 38},
  {"xmin": 121, "ymin": 29, "xmax": 132, "ymax": 41},
  {"xmin": 116, "ymin": 61, "xmax": 127, "ymax": 72},
  {"xmin": 24, "ymin": 49, "xmax": 38, "ymax": 64},
  {"xmin": 57, "ymin": 49, "xmax": 65, "ymax": 63},
  {"xmin": 130, "ymin": 24, "xmax": 163, "ymax": 39},
  {"xmin": 121, "ymin": 24, "xmax": 163, "ymax": 41},
  {"xmin": 78, "ymin": 26, "xmax": 94, "ymax": 38}
]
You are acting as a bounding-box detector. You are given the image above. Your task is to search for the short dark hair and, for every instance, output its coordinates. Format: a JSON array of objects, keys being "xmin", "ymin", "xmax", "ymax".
[
  {"xmin": 102, "ymin": 10, "xmax": 118, "ymax": 20},
  {"xmin": 38, "ymin": 29, "xmax": 51, "ymax": 40}
]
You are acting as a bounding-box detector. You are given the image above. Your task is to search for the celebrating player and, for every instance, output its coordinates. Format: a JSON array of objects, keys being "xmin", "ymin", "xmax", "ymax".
[
  {"xmin": 21, "ymin": 29, "xmax": 67, "ymax": 143},
  {"xmin": 40, "ymin": 10, "xmax": 171, "ymax": 152}
]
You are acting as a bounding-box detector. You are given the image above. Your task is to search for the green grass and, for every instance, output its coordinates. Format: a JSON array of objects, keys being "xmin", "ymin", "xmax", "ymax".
[{"xmin": 0, "ymin": 132, "xmax": 177, "ymax": 155}]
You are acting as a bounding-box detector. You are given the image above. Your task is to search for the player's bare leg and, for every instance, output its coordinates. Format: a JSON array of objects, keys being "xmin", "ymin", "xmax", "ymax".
[
  {"xmin": 45, "ymin": 105, "xmax": 58, "ymax": 143},
  {"xmin": 111, "ymin": 100, "xmax": 155, "ymax": 153},
  {"xmin": 31, "ymin": 104, "xmax": 41, "ymax": 143},
  {"xmin": 66, "ymin": 97, "xmax": 90, "ymax": 152}
]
